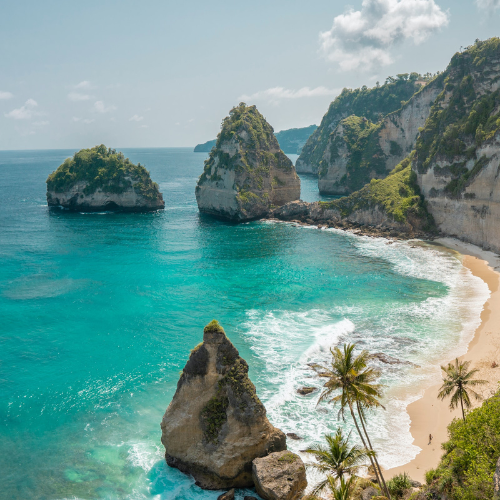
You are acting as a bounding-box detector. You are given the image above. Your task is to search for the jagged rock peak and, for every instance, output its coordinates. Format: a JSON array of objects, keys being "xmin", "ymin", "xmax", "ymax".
[
  {"xmin": 195, "ymin": 103, "xmax": 300, "ymax": 222},
  {"xmin": 46, "ymin": 144, "xmax": 164, "ymax": 212},
  {"xmin": 161, "ymin": 319, "xmax": 286, "ymax": 490}
]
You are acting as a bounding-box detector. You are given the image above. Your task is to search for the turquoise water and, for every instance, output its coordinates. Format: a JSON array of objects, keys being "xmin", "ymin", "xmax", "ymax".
[{"xmin": 0, "ymin": 148, "xmax": 489, "ymax": 499}]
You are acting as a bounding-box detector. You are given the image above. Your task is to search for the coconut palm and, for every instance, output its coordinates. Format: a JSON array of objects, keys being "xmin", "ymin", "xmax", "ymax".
[
  {"xmin": 305, "ymin": 428, "xmax": 373, "ymax": 494},
  {"xmin": 327, "ymin": 475, "xmax": 358, "ymax": 500},
  {"xmin": 311, "ymin": 344, "xmax": 391, "ymax": 499},
  {"xmin": 438, "ymin": 358, "xmax": 487, "ymax": 421}
]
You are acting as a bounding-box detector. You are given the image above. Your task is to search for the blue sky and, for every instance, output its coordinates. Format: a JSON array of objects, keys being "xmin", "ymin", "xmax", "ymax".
[{"xmin": 1, "ymin": 0, "xmax": 500, "ymax": 149}]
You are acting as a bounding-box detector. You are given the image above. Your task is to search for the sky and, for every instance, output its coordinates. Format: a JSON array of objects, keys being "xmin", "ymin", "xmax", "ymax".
[{"xmin": 1, "ymin": 0, "xmax": 500, "ymax": 150}]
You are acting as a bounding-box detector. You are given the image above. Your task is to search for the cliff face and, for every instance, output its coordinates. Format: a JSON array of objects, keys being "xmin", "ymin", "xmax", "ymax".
[
  {"xmin": 195, "ymin": 104, "xmax": 300, "ymax": 221},
  {"xmin": 296, "ymin": 79, "xmax": 422, "ymax": 174},
  {"xmin": 46, "ymin": 145, "xmax": 164, "ymax": 212},
  {"xmin": 413, "ymin": 38, "xmax": 500, "ymax": 252},
  {"xmin": 318, "ymin": 80, "xmax": 443, "ymax": 195},
  {"xmin": 161, "ymin": 320, "xmax": 286, "ymax": 490}
]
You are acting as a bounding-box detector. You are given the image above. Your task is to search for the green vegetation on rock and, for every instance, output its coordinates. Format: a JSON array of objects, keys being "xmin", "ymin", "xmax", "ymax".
[
  {"xmin": 200, "ymin": 395, "xmax": 229, "ymax": 444},
  {"xmin": 424, "ymin": 390, "xmax": 500, "ymax": 499},
  {"xmin": 320, "ymin": 155, "xmax": 436, "ymax": 231},
  {"xmin": 46, "ymin": 144, "xmax": 161, "ymax": 200},
  {"xmin": 415, "ymin": 38, "xmax": 500, "ymax": 195},
  {"xmin": 298, "ymin": 76, "xmax": 423, "ymax": 171}
]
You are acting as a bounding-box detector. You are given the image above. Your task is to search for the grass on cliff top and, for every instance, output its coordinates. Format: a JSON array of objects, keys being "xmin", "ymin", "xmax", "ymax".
[
  {"xmin": 415, "ymin": 37, "xmax": 500, "ymax": 193},
  {"xmin": 321, "ymin": 155, "xmax": 435, "ymax": 230},
  {"xmin": 424, "ymin": 389, "xmax": 500, "ymax": 500},
  {"xmin": 46, "ymin": 144, "xmax": 161, "ymax": 199}
]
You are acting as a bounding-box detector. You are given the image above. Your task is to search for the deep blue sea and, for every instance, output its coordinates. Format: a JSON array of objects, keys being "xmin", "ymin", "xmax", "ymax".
[{"xmin": 0, "ymin": 148, "xmax": 489, "ymax": 500}]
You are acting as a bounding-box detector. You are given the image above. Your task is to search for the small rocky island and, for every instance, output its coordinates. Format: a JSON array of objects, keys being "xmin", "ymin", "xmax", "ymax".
[
  {"xmin": 46, "ymin": 144, "xmax": 164, "ymax": 211},
  {"xmin": 161, "ymin": 320, "xmax": 306, "ymax": 497},
  {"xmin": 195, "ymin": 103, "xmax": 300, "ymax": 221}
]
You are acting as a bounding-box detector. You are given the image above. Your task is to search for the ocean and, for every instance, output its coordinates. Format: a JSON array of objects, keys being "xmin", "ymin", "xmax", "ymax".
[{"xmin": 0, "ymin": 148, "xmax": 489, "ymax": 499}]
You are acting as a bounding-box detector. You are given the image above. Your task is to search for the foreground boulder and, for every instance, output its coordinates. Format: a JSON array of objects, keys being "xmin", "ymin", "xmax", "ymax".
[
  {"xmin": 46, "ymin": 144, "xmax": 164, "ymax": 211},
  {"xmin": 252, "ymin": 451, "xmax": 307, "ymax": 500},
  {"xmin": 195, "ymin": 103, "xmax": 300, "ymax": 221},
  {"xmin": 161, "ymin": 320, "xmax": 286, "ymax": 489}
]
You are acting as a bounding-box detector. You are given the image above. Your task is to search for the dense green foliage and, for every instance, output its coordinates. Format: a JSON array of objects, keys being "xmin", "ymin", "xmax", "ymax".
[
  {"xmin": 46, "ymin": 144, "xmax": 161, "ymax": 200},
  {"xmin": 275, "ymin": 124, "xmax": 318, "ymax": 154},
  {"xmin": 321, "ymin": 156, "xmax": 436, "ymax": 230},
  {"xmin": 425, "ymin": 390, "xmax": 500, "ymax": 500},
  {"xmin": 415, "ymin": 38, "xmax": 500, "ymax": 195},
  {"xmin": 320, "ymin": 115, "xmax": 386, "ymax": 192},
  {"xmin": 298, "ymin": 77, "xmax": 422, "ymax": 169},
  {"xmin": 387, "ymin": 473, "xmax": 412, "ymax": 499}
]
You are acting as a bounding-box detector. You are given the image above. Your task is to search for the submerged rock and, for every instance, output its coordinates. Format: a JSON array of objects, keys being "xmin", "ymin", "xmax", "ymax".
[
  {"xmin": 46, "ymin": 145, "xmax": 164, "ymax": 212},
  {"xmin": 296, "ymin": 386, "xmax": 316, "ymax": 395},
  {"xmin": 161, "ymin": 320, "xmax": 286, "ymax": 489},
  {"xmin": 195, "ymin": 103, "xmax": 300, "ymax": 221},
  {"xmin": 252, "ymin": 451, "xmax": 307, "ymax": 500}
]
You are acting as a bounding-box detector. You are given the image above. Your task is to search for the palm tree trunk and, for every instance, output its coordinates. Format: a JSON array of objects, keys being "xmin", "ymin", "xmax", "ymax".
[
  {"xmin": 460, "ymin": 393, "xmax": 465, "ymax": 422},
  {"xmin": 347, "ymin": 401, "xmax": 386, "ymax": 497},
  {"xmin": 356, "ymin": 401, "xmax": 391, "ymax": 499}
]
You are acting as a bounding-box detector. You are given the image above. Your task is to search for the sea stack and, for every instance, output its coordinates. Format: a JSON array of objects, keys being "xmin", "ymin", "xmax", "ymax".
[
  {"xmin": 195, "ymin": 103, "xmax": 300, "ymax": 221},
  {"xmin": 161, "ymin": 320, "xmax": 286, "ymax": 489},
  {"xmin": 46, "ymin": 144, "xmax": 164, "ymax": 211}
]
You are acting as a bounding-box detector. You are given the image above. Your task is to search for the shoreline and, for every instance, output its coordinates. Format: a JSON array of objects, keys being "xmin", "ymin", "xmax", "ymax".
[{"xmin": 386, "ymin": 237, "xmax": 500, "ymax": 483}]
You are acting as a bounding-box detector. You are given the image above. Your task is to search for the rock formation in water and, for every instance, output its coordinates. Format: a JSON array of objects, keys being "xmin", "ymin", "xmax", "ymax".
[
  {"xmin": 46, "ymin": 145, "xmax": 164, "ymax": 211},
  {"xmin": 195, "ymin": 103, "xmax": 300, "ymax": 221},
  {"xmin": 252, "ymin": 451, "xmax": 307, "ymax": 500},
  {"xmin": 161, "ymin": 320, "xmax": 286, "ymax": 489},
  {"xmin": 296, "ymin": 77, "xmax": 424, "ymax": 175}
]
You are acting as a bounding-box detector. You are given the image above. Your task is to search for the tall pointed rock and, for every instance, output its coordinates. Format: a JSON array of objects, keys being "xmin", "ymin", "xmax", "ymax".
[
  {"xmin": 161, "ymin": 320, "xmax": 286, "ymax": 489},
  {"xmin": 195, "ymin": 103, "xmax": 300, "ymax": 221}
]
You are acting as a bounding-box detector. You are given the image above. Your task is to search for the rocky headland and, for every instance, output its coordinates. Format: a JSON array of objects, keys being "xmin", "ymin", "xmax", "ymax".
[
  {"xmin": 46, "ymin": 144, "xmax": 164, "ymax": 212},
  {"xmin": 160, "ymin": 320, "xmax": 287, "ymax": 490},
  {"xmin": 195, "ymin": 103, "xmax": 300, "ymax": 222}
]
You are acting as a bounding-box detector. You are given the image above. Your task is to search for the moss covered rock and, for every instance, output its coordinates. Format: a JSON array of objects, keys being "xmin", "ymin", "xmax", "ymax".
[
  {"xmin": 161, "ymin": 320, "xmax": 286, "ymax": 490},
  {"xmin": 195, "ymin": 103, "xmax": 300, "ymax": 221},
  {"xmin": 46, "ymin": 144, "xmax": 164, "ymax": 212}
]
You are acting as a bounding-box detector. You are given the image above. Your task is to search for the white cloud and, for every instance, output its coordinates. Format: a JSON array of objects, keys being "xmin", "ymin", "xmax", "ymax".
[
  {"xmin": 239, "ymin": 86, "xmax": 340, "ymax": 104},
  {"xmin": 0, "ymin": 91, "xmax": 13, "ymax": 100},
  {"xmin": 319, "ymin": 0, "xmax": 449, "ymax": 71},
  {"xmin": 140, "ymin": 124, "xmax": 148, "ymax": 128},
  {"xmin": 5, "ymin": 98, "xmax": 38, "ymax": 120},
  {"xmin": 476, "ymin": 0, "xmax": 500, "ymax": 8},
  {"xmin": 33, "ymin": 120, "xmax": 49, "ymax": 126},
  {"xmin": 75, "ymin": 80, "xmax": 94, "ymax": 89},
  {"xmin": 68, "ymin": 92, "xmax": 92, "ymax": 101},
  {"xmin": 93, "ymin": 101, "xmax": 116, "ymax": 113},
  {"xmin": 129, "ymin": 114, "xmax": 144, "ymax": 122},
  {"xmin": 72, "ymin": 117, "xmax": 81, "ymax": 122},
  {"xmin": 83, "ymin": 118, "xmax": 95, "ymax": 124}
]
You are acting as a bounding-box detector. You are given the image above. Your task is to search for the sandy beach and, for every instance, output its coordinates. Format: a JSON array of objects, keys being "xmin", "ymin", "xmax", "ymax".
[{"xmin": 386, "ymin": 238, "xmax": 500, "ymax": 483}]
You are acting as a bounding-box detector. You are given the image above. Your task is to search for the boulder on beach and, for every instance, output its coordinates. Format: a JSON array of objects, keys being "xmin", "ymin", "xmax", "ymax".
[
  {"xmin": 252, "ymin": 451, "xmax": 307, "ymax": 500},
  {"xmin": 161, "ymin": 320, "xmax": 286, "ymax": 489}
]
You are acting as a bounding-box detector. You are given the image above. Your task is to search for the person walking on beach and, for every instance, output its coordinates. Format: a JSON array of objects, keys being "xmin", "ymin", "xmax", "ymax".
[{"xmin": 428, "ymin": 433, "xmax": 433, "ymax": 445}]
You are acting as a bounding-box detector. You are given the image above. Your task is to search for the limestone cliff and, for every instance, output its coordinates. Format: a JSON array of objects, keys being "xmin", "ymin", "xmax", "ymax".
[
  {"xmin": 318, "ymin": 78, "xmax": 443, "ymax": 195},
  {"xmin": 161, "ymin": 320, "xmax": 286, "ymax": 489},
  {"xmin": 46, "ymin": 145, "xmax": 164, "ymax": 212},
  {"xmin": 296, "ymin": 79, "xmax": 423, "ymax": 174},
  {"xmin": 413, "ymin": 38, "xmax": 500, "ymax": 253},
  {"xmin": 271, "ymin": 155, "xmax": 435, "ymax": 238},
  {"xmin": 195, "ymin": 104, "xmax": 300, "ymax": 221}
]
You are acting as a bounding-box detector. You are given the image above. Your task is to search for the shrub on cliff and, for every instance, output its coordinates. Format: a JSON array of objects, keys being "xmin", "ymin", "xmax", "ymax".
[
  {"xmin": 46, "ymin": 144, "xmax": 161, "ymax": 200},
  {"xmin": 424, "ymin": 390, "xmax": 500, "ymax": 499}
]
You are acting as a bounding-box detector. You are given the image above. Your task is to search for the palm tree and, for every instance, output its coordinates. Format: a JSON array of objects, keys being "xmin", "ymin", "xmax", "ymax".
[
  {"xmin": 327, "ymin": 475, "xmax": 358, "ymax": 500},
  {"xmin": 438, "ymin": 358, "xmax": 487, "ymax": 421},
  {"xmin": 312, "ymin": 344, "xmax": 391, "ymax": 499},
  {"xmin": 305, "ymin": 428, "xmax": 373, "ymax": 495}
]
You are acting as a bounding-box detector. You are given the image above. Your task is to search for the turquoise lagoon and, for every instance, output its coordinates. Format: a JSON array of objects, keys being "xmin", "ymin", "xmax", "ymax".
[{"xmin": 0, "ymin": 148, "xmax": 489, "ymax": 499}]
